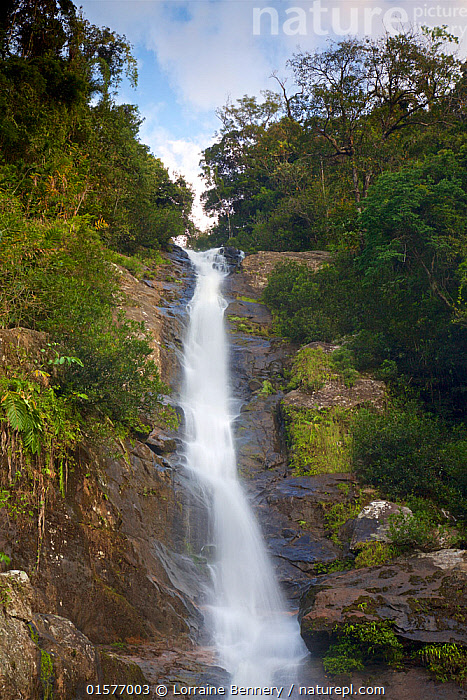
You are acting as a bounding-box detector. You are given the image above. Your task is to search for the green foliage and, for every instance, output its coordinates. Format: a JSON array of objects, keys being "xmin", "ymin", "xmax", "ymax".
[
  {"xmin": 323, "ymin": 639, "xmax": 365, "ymax": 675},
  {"xmin": 0, "ymin": 552, "xmax": 11, "ymax": 566},
  {"xmin": 28, "ymin": 621, "xmax": 54, "ymax": 699},
  {"xmin": 40, "ymin": 649, "xmax": 54, "ymax": 700},
  {"xmin": 259, "ymin": 380, "xmax": 275, "ymax": 396},
  {"xmin": 387, "ymin": 511, "xmax": 459, "ymax": 552},
  {"xmin": 227, "ymin": 315, "xmax": 269, "ymax": 337},
  {"xmin": 287, "ymin": 347, "xmax": 333, "ymax": 393},
  {"xmin": 323, "ymin": 492, "xmax": 365, "ymax": 545},
  {"xmin": 285, "ymin": 406, "xmax": 352, "ymax": 476},
  {"xmin": 263, "ymin": 257, "xmax": 359, "ymax": 345},
  {"xmin": 352, "ymin": 404, "xmax": 467, "ymax": 519},
  {"xmin": 313, "ymin": 559, "xmax": 354, "ymax": 575},
  {"xmin": 416, "ymin": 643, "xmax": 467, "ymax": 684},
  {"xmin": 0, "ymin": 2, "xmax": 193, "ymax": 254},
  {"xmin": 0, "ymin": 371, "xmax": 81, "ymax": 497},
  {"xmin": 0, "ymin": 195, "xmax": 166, "ymax": 429},
  {"xmin": 287, "ymin": 346, "xmax": 359, "ymax": 394},
  {"xmin": 354, "ymin": 541, "xmax": 397, "ymax": 569},
  {"xmin": 202, "ymin": 29, "xmax": 462, "ymax": 252},
  {"xmin": 330, "ymin": 347, "xmax": 359, "ymax": 387},
  {"xmin": 107, "ymin": 250, "xmax": 147, "ymax": 279},
  {"xmin": 63, "ymin": 314, "xmax": 165, "ymax": 426},
  {"xmin": 324, "ymin": 621, "xmax": 403, "ymax": 675}
]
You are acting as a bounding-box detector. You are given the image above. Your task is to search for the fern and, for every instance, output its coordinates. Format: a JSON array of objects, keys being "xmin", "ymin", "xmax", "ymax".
[
  {"xmin": 1, "ymin": 391, "xmax": 43, "ymax": 454},
  {"xmin": 2, "ymin": 391, "xmax": 29, "ymax": 431}
]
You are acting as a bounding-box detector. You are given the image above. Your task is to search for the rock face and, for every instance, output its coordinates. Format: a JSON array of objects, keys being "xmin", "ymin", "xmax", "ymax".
[
  {"xmin": 2, "ymin": 246, "xmax": 466, "ymax": 698},
  {"xmin": 300, "ymin": 551, "xmax": 467, "ymax": 646},
  {"xmin": 219, "ymin": 246, "xmax": 244, "ymax": 272},
  {"xmin": 224, "ymin": 260, "xmax": 356, "ymax": 599},
  {"xmin": 0, "ymin": 570, "xmax": 147, "ymax": 700},
  {"xmin": 0, "ymin": 246, "xmax": 210, "ymax": 694},
  {"xmin": 241, "ymin": 250, "xmax": 331, "ymax": 292},
  {"xmin": 226, "ymin": 252, "xmax": 467, "ymax": 697}
]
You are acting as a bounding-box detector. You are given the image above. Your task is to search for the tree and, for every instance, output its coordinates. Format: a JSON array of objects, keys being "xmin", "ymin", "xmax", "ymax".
[{"xmin": 289, "ymin": 28, "xmax": 462, "ymax": 203}]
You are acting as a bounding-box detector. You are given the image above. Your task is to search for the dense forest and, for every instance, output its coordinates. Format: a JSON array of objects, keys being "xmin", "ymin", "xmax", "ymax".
[
  {"xmin": 0, "ymin": 0, "xmax": 192, "ymax": 516},
  {"xmin": 199, "ymin": 27, "xmax": 467, "ymax": 524}
]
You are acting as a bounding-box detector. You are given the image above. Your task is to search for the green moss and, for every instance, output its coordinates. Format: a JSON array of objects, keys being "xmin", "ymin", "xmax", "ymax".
[
  {"xmin": 285, "ymin": 406, "xmax": 352, "ymax": 475},
  {"xmin": 323, "ymin": 493, "xmax": 365, "ymax": 545},
  {"xmin": 259, "ymin": 380, "xmax": 275, "ymax": 395},
  {"xmin": 354, "ymin": 541, "xmax": 397, "ymax": 568},
  {"xmin": 40, "ymin": 649, "xmax": 54, "ymax": 700},
  {"xmin": 28, "ymin": 623, "xmax": 54, "ymax": 699},
  {"xmin": 287, "ymin": 347, "xmax": 334, "ymax": 393},
  {"xmin": 324, "ymin": 620, "xmax": 403, "ymax": 675},
  {"xmin": 227, "ymin": 315, "xmax": 269, "ymax": 337},
  {"xmin": 313, "ymin": 559, "xmax": 354, "ymax": 574},
  {"xmin": 236, "ymin": 295, "xmax": 258, "ymax": 303},
  {"xmin": 323, "ymin": 638, "xmax": 365, "ymax": 674},
  {"xmin": 416, "ymin": 643, "xmax": 467, "ymax": 684},
  {"xmin": 287, "ymin": 346, "xmax": 359, "ymax": 394}
]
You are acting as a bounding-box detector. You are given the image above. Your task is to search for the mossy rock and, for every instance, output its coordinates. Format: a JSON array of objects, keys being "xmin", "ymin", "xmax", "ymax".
[{"xmin": 100, "ymin": 651, "xmax": 147, "ymax": 696}]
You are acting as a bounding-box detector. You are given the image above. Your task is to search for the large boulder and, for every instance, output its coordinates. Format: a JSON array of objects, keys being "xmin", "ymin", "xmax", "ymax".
[
  {"xmin": 0, "ymin": 571, "xmax": 39, "ymax": 699},
  {"xmin": 0, "ymin": 570, "xmax": 148, "ymax": 700},
  {"xmin": 300, "ymin": 550, "xmax": 467, "ymax": 649}
]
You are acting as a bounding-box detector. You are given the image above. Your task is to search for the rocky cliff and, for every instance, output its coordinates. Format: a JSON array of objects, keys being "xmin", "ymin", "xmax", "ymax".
[{"xmin": 0, "ymin": 248, "xmax": 466, "ymax": 698}]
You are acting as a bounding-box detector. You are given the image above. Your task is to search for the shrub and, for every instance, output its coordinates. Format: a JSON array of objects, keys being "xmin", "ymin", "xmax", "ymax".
[
  {"xmin": 62, "ymin": 315, "xmax": 165, "ymax": 427},
  {"xmin": 0, "ymin": 197, "xmax": 166, "ymax": 429},
  {"xmin": 351, "ymin": 403, "xmax": 467, "ymax": 520},
  {"xmin": 263, "ymin": 255, "xmax": 362, "ymax": 345},
  {"xmin": 387, "ymin": 511, "xmax": 458, "ymax": 551},
  {"xmin": 323, "ymin": 493, "xmax": 365, "ymax": 545}
]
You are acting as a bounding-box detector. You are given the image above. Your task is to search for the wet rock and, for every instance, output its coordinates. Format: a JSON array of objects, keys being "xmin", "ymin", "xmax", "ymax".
[
  {"xmin": 120, "ymin": 244, "xmax": 194, "ymax": 386},
  {"xmin": 268, "ymin": 531, "xmax": 340, "ymax": 572},
  {"xmin": 146, "ymin": 429, "xmax": 177, "ymax": 454},
  {"xmin": 266, "ymin": 473, "xmax": 356, "ymax": 531},
  {"xmin": 300, "ymin": 550, "xmax": 467, "ymax": 648},
  {"xmin": 219, "ymin": 245, "xmax": 243, "ymax": 273},
  {"xmin": 248, "ymin": 379, "xmax": 262, "ymax": 392},
  {"xmin": 350, "ymin": 500, "xmax": 413, "ymax": 550}
]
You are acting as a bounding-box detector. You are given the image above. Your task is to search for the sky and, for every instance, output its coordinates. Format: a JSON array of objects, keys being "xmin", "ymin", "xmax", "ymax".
[{"xmin": 79, "ymin": 0, "xmax": 467, "ymax": 230}]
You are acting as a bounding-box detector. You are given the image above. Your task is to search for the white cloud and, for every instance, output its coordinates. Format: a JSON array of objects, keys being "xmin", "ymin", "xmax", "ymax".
[
  {"xmin": 139, "ymin": 116, "xmax": 215, "ymax": 231},
  {"xmin": 144, "ymin": 2, "xmax": 281, "ymax": 111}
]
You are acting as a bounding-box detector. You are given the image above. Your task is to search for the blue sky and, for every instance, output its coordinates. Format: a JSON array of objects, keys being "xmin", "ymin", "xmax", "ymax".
[{"xmin": 79, "ymin": 1, "xmax": 467, "ymax": 229}]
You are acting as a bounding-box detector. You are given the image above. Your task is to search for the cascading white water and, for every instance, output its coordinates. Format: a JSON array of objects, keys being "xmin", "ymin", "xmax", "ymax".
[{"xmin": 181, "ymin": 249, "xmax": 306, "ymax": 686}]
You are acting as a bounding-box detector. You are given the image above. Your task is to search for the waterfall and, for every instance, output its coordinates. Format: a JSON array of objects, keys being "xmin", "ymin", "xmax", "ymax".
[{"xmin": 181, "ymin": 249, "xmax": 306, "ymax": 686}]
